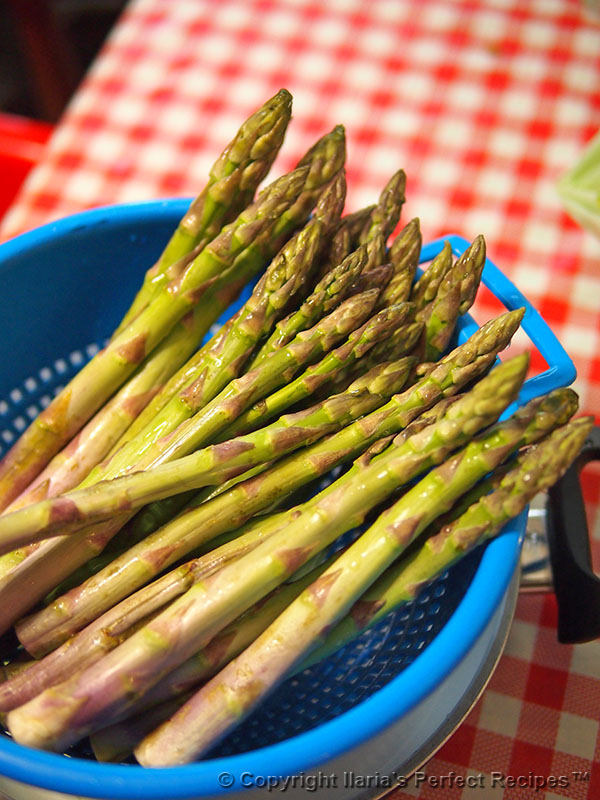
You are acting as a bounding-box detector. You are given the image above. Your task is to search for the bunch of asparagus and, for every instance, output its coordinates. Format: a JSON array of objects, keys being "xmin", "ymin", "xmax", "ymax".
[{"xmin": 0, "ymin": 90, "xmax": 589, "ymax": 766}]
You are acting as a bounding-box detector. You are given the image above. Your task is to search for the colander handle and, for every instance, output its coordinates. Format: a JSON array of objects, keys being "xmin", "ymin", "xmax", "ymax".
[
  {"xmin": 546, "ymin": 425, "xmax": 600, "ymax": 644},
  {"xmin": 420, "ymin": 235, "xmax": 577, "ymax": 404}
]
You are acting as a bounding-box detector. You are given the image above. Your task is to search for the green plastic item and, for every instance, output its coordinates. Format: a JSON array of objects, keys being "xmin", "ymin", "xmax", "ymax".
[{"xmin": 557, "ymin": 129, "xmax": 600, "ymax": 239}]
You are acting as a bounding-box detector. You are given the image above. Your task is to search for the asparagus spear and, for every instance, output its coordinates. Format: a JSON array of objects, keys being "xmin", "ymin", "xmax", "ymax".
[
  {"xmin": 417, "ymin": 235, "xmax": 486, "ymax": 361},
  {"xmin": 220, "ymin": 305, "xmax": 415, "ymax": 438},
  {"xmin": 78, "ymin": 410, "xmax": 455, "ymax": 749},
  {"xmin": 338, "ymin": 206, "xmax": 377, "ymax": 245},
  {"xmin": 358, "ymin": 170, "xmax": 406, "ymax": 244},
  {"xmin": 92, "ymin": 212, "xmax": 329, "ymax": 481},
  {"xmin": 99, "ymin": 336, "xmax": 409, "ymax": 559},
  {"xmin": 0, "ymin": 191, "xmax": 357, "ymax": 623},
  {"xmin": 362, "ymin": 232, "xmax": 387, "ymax": 271},
  {"xmin": 134, "ymin": 388, "xmax": 581, "ymax": 766},
  {"xmin": 324, "ymin": 320, "xmax": 424, "ymax": 397},
  {"xmin": 0, "ymin": 508, "xmax": 292, "ymax": 712},
  {"xmin": 145, "ymin": 289, "xmax": 380, "ymax": 466},
  {"xmin": 15, "ymin": 310, "xmax": 522, "ymax": 654},
  {"xmin": 111, "ymin": 419, "xmax": 342, "ymax": 563},
  {"xmin": 3, "ymin": 133, "xmax": 345, "ymax": 515},
  {"xmin": 0, "ymin": 182, "xmax": 337, "ymax": 580},
  {"xmin": 91, "ymin": 413, "xmax": 592, "ymax": 762},
  {"xmin": 376, "ymin": 218, "xmax": 422, "ymax": 309},
  {"xmin": 6, "ymin": 355, "xmax": 405, "ymax": 654},
  {"xmin": 2, "ymin": 289, "xmax": 382, "ymax": 637},
  {"xmin": 91, "ymin": 554, "xmax": 339, "ymax": 762},
  {"xmin": 317, "ymin": 205, "xmax": 376, "ymax": 278},
  {"xmin": 128, "ymin": 124, "xmax": 345, "ymax": 342},
  {"xmin": 456, "ymin": 235, "xmax": 486, "ymax": 315},
  {"xmin": 349, "ymin": 263, "xmax": 393, "ymax": 296},
  {"xmin": 302, "ymin": 415, "xmax": 593, "ymax": 668},
  {"xmin": 367, "ymin": 321, "xmax": 424, "ymax": 364},
  {"xmin": 0, "ymin": 358, "xmax": 414, "ymax": 550},
  {"xmin": 113, "ymin": 171, "xmax": 345, "ymax": 469},
  {"xmin": 6, "ymin": 355, "xmax": 532, "ymax": 750},
  {"xmin": 419, "ymin": 274, "xmax": 462, "ymax": 362},
  {"xmin": 115, "ymin": 89, "xmax": 293, "ymax": 335},
  {"xmin": 246, "ymin": 246, "xmax": 367, "ymax": 370},
  {"xmin": 110, "ymin": 167, "xmax": 347, "ymax": 460},
  {"xmin": 411, "ymin": 240, "xmax": 453, "ymax": 311},
  {"xmin": 320, "ymin": 226, "xmax": 351, "ymax": 277},
  {"xmin": 317, "ymin": 177, "xmax": 398, "ymax": 284},
  {"xmin": 0, "ymin": 166, "xmax": 310, "ymax": 512},
  {"xmin": 6, "ymin": 292, "xmax": 235, "ymax": 511},
  {"xmin": 0, "ymin": 515, "xmax": 330, "ymax": 715},
  {"xmin": 271, "ymin": 125, "xmax": 346, "ymax": 250}
]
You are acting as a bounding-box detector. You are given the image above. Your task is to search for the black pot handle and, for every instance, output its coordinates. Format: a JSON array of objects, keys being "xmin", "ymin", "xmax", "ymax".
[{"xmin": 546, "ymin": 424, "xmax": 600, "ymax": 644}]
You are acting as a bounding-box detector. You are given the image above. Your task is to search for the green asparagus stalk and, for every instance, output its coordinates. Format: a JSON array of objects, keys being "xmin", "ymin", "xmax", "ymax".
[
  {"xmin": 376, "ymin": 218, "xmax": 422, "ymax": 309},
  {"xmin": 8, "ymin": 355, "xmax": 407, "ymax": 655},
  {"xmin": 0, "ymin": 357, "xmax": 414, "ymax": 551},
  {"xmin": 324, "ymin": 321, "xmax": 424, "ymax": 397},
  {"xmin": 110, "ymin": 171, "xmax": 345, "ymax": 466},
  {"xmin": 92, "ymin": 214, "xmax": 328, "ymax": 482},
  {"xmin": 101, "ymin": 465, "xmax": 260, "ymax": 561},
  {"xmin": 220, "ymin": 305, "xmax": 415, "ymax": 439},
  {"xmin": 115, "ymin": 89, "xmax": 293, "ymax": 335},
  {"xmin": 0, "ymin": 173, "xmax": 350, "ymax": 620},
  {"xmin": 362, "ymin": 232, "xmax": 387, "ymax": 271},
  {"xmin": 453, "ymin": 234, "xmax": 486, "ymax": 315},
  {"xmin": 147, "ymin": 289, "xmax": 380, "ymax": 467},
  {"xmin": 15, "ymin": 309, "xmax": 523, "ymax": 655},
  {"xmin": 349, "ymin": 263, "xmax": 393, "ymax": 296},
  {"xmin": 338, "ymin": 206, "xmax": 377, "ymax": 244},
  {"xmin": 417, "ymin": 236, "xmax": 486, "ymax": 361},
  {"xmin": 104, "ymin": 317, "xmax": 411, "ymax": 556},
  {"xmin": 3, "ymin": 133, "xmax": 345, "ymax": 516},
  {"xmin": 366, "ymin": 321, "xmax": 424, "ymax": 365},
  {"xmin": 301, "ymin": 415, "xmax": 592, "ymax": 668},
  {"xmin": 134, "ymin": 385, "xmax": 581, "ymax": 766},
  {"xmin": 4, "ymin": 523, "xmax": 334, "ymax": 720},
  {"xmin": 7, "ymin": 290, "xmax": 380, "ymax": 617},
  {"xmin": 135, "ymin": 124, "xmax": 345, "ymax": 340},
  {"xmin": 411, "ymin": 240, "xmax": 453, "ymax": 311},
  {"xmin": 246, "ymin": 246, "xmax": 367, "ymax": 370},
  {"xmin": 6, "ymin": 294, "xmax": 235, "ymax": 511},
  {"xmin": 270, "ymin": 126, "xmax": 346, "ymax": 250},
  {"xmin": 0, "ymin": 509, "xmax": 294, "ymax": 712},
  {"xmin": 96, "ymin": 694, "xmax": 195, "ymax": 763},
  {"xmin": 318, "ymin": 174, "xmax": 399, "ymax": 282},
  {"xmin": 419, "ymin": 275, "xmax": 462, "ymax": 362},
  {"xmin": 0, "ymin": 166, "xmax": 310, "ymax": 512},
  {"xmin": 358, "ymin": 170, "xmax": 406, "ymax": 244},
  {"xmin": 6, "ymin": 355, "xmax": 532, "ymax": 750},
  {"xmin": 90, "ymin": 553, "xmax": 339, "ymax": 762},
  {"xmin": 317, "ymin": 205, "xmax": 376, "ymax": 278},
  {"xmin": 87, "ymin": 408, "xmax": 460, "ymax": 759},
  {"xmin": 109, "ymin": 168, "xmax": 347, "ymax": 461},
  {"xmin": 320, "ymin": 226, "xmax": 351, "ymax": 277},
  {"xmin": 0, "ymin": 179, "xmax": 334, "ymax": 581},
  {"xmin": 110, "ymin": 425, "xmax": 332, "ymax": 563}
]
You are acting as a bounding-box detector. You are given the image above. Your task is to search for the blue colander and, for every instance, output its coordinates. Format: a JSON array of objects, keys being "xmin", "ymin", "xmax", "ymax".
[{"xmin": 0, "ymin": 201, "xmax": 575, "ymax": 799}]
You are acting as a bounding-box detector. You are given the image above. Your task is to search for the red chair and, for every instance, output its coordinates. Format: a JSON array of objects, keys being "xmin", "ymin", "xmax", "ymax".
[{"xmin": 0, "ymin": 113, "xmax": 53, "ymax": 218}]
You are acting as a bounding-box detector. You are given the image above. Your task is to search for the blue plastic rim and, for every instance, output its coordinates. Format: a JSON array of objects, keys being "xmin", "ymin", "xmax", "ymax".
[{"xmin": 0, "ymin": 202, "xmax": 576, "ymax": 799}]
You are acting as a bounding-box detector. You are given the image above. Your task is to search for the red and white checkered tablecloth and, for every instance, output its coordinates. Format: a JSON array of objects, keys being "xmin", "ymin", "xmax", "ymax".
[{"xmin": 1, "ymin": 0, "xmax": 599, "ymax": 797}]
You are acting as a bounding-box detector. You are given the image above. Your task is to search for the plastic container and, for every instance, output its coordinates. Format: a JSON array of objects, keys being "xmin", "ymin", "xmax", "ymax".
[
  {"xmin": 0, "ymin": 200, "xmax": 576, "ymax": 800},
  {"xmin": 0, "ymin": 113, "xmax": 52, "ymax": 219}
]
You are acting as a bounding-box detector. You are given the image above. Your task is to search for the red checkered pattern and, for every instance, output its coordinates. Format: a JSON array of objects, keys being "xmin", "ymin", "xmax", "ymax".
[{"xmin": 0, "ymin": 0, "xmax": 598, "ymax": 796}]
